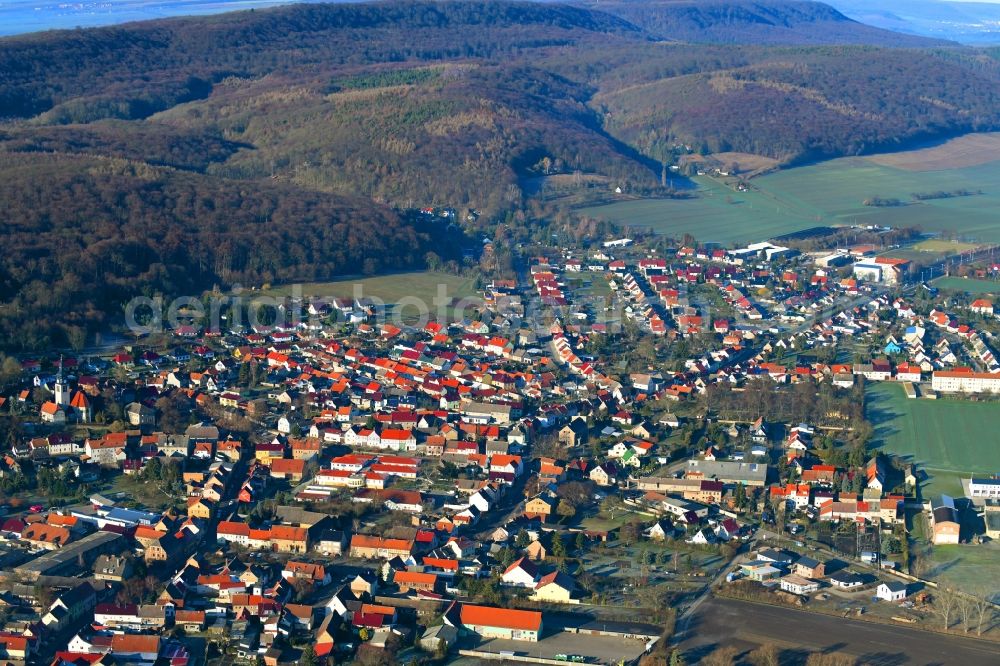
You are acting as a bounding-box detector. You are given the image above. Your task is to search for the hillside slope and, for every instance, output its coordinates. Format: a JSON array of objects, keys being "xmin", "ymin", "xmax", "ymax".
[
  {"xmin": 0, "ymin": 152, "xmax": 436, "ymax": 351},
  {"xmin": 2, "ymin": 1, "xmax": 1000, "ymax": 349},
  {"xmin": 1, "ymin": 0, "xmax": 997, "ymax": 203},
  {"xmin": 587, "ymin": 0, "xmax": 955, "ymax": 46},
  {"xmin": 591, "ymin": 46, "xmax": 1000, "ymax": 162}
]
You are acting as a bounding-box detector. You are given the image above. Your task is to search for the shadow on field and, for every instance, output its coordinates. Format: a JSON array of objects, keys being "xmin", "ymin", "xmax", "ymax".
[{"xmin": 864, "ymin": 401, "xmax": 902, "ymax": 449}]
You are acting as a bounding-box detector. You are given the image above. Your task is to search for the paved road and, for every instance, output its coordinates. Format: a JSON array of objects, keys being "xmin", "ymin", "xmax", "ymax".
[{"xmin": 678, "ymin": 597, "xmax": 1000, "ymax": 665}]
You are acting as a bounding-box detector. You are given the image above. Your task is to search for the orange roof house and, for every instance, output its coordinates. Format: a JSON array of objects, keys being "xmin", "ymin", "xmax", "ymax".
[
  {"xmin": 111, "ymin": 634, "xmax": 160, "ymax": 658},
  {"xmin": 393, "ymin": 570, "xmax": 438, "ymax": 592},
  {"xmin": 22, "ymin": 523, "xmax": 71, "ymax": 549},
  {"xmin": 269, "ymin": 458, "xmax": 306, "ymax": 481},
  {"xmin": 455, "ymin": 603, "xmax": 543, "ymax": 641},
  {"xmin": 349, "ymin": 534, "xmax": 414, "ymax": 559}
]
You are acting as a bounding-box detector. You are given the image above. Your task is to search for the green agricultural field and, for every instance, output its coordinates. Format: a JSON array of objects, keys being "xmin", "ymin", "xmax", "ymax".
[
  {"xmin": 932, "ymin": 276, "xmax": 1000, "ymax": 295},
  {"xmin": 865, "ymin": 383, "xmax": 1000, "ymax": 497},
  {"xmin": 266, "ymin": 270, "xmax": 476, "ymax": 301},
  {"xmin": 264, "ymin": 270, "xmax": 480, "ymax": 321},
  {"xmin": 580, "ymin": 154, "xmax": 1000, "ymax": 244},
  {"xmin": 578, "ymin": 176, "xmax": 822, "ymax": 244}
]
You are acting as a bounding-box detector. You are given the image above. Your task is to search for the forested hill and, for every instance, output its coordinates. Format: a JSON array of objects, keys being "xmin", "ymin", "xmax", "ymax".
[
  {"xmin": 0, "ymin": 152, "xmax": 438, "ymax": 351},
  {"xmin": 0, "ymin": 1, "xmax": 639, "ymax": 120},
  {"xmin": 3, "ymin": 0, "xmax": 1000, "ymax": 349},
  {"xmin": 586, "ymin": 0, "xmax": 955, "ymax": 46}
]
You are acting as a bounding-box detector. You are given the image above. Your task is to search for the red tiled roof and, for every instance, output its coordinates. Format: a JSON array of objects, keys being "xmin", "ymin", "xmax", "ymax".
[{"xmin": 111, "ymin": 634, "xmax": 160, "ymax": 655}]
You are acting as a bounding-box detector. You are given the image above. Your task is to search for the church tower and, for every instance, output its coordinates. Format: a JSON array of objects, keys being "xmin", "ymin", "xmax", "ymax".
[{"xmin": 54, "ymin": 355, "xmax": 69, "ymax": 407}]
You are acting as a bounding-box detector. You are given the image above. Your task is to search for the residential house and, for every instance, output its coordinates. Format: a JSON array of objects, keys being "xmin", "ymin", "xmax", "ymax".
[
  {"xmin": 780, "ymin": 574, "xmax": 819, "ymax": 596},
  {"xmin": 558, "ymin": 418, "xmax": 588, "ymax": 447},
  {"xmin": 828, "ymin": 570, "xmax": 864, "ymax": 589},
  {"xmin": 791, "ymin": 556, "xmax": 825, "ymax": 579},
  {"xmin": 393, "ymin": 570, "xmax": 439, "ymax": 594},
  {"xmin": 125, "ymin": 403, "xmax": 156, "ymax": 427},
  {"xmin": 449, "ymin": 603, "xmax": 543, "ymax": 642},
  {"xmin": 501, "ymin": 558, "xmax": 539, "ymax": 588},
  {"xmin": 523, "ymin": 496, "xmax": 556, "ymax": 522},
  {"xmin": 531, "ymin": 571, "xmax": 577, "ymax": 604},
  {"xmin": 42, "ymin": 583, "xmax": 96, "ymax": 630},
  {"xmin": 349, "ymin": 535, "xmax": 414, "ymax": 560},
  {"xmin": 876, "ymin": 581, "xmax": 908, "ymax": 602},
  {"xmin": 589, "ymin": 462, "xmax": 618, "ymax": 487},
  {"xmin": 93, "ymin": 555, "xmax": 132, "ymax": 582}
]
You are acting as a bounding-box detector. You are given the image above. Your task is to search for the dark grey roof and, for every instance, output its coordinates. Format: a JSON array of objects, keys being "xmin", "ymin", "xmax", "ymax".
[
  {"xmin": 794, "ymin": 555, "xmax": 821, "ymax": 569},
  {"xmin": 758, "ymin": 548, "xmax": 795, "ymax": 564},
  {"xmin": 932, "ymin": 506, "xmax": 958, "ymax": 524},
  {"xmin": 829, "ymin": 570, "xmax": 863, "ymax": 584}
]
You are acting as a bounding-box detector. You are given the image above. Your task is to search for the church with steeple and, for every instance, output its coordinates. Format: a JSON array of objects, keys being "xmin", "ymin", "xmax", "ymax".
[
  {"xmin": 54, "ymin": 355, "xmax": 69, "ymax": 408},
  {"xmin": 40, "ymin": 356, "xmax": 91, "ymax": 424}
]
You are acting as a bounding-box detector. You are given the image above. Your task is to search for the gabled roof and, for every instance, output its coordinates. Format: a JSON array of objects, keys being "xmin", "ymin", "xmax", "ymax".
[
  {"xmin": 393, "ymin": 570, "xmax": 437, "ymax": 585},
  {"xmin": 535, "ymin": 570, "xmax": 575, "ymax": 591},
  {"xmin": 502, "ymin": 557, "xmax": 538, "ymax": 578},
  {"xmin": 459, "ymin": 603, "xmax": 542, "ymax": 631},
  {"xmin": 111, "ymin": 634, "xmax": 160, "ymax": 655}
]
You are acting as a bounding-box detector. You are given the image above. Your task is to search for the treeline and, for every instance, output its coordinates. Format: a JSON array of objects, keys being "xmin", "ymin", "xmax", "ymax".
[
  {"xmin": 0, "ymin": 153, "xmax": 439, "ymax": 351},
  {"xmin": 865, "ymin": 189, "xmax": 983, "ymax": 206},
  {"xmin": 863, "ymin": 196, "xmax": 905, "ymax": 208},
  {"xmin": 911, "ymin": 189, "xmax": 982, "ymax": 201}
]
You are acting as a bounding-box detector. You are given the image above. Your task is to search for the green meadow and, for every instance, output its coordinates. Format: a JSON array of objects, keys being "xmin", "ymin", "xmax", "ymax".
[
  {"xmin": 865, "ymin": 383, "xmax": 1000, "ymax": 497},
  {"xmin": 580, "ymin": 156, "xmax": 1000, "ymax": 245},
  {"xmin": 263, "ymin": 270, "xmax": 480, "ymax": 322}
]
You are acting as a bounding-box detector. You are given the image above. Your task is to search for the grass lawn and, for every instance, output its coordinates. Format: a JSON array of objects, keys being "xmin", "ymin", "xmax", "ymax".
[
  {"xmin": 932, "ymin": 276, "xmax": 1000, "ymax": 295},
  {"xmin": 924, "ymin": 541, "xmax": 1000, "ymax": 596},
  {"xmin": 108, "ymin": 473, "xmax": 182, "ymax": 512},
  {"xmin": 579, "ymin": 507, "xmax": 647, "ymax": 532},
  {"xmin": 865, "ymin": 383, "xmax": 1000, "ymax": 497},
  {"xmin": 580, "ymin": 153, "xmax": 1000, "ymax": 244},
  {"xmin": 564, "ymin": 275, "xmax": 612, "ymax": 301}
]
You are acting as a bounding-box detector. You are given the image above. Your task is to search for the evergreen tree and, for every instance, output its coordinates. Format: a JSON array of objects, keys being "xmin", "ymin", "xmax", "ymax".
[
  {"xmin": 734, "ymin": 482, "xmax": 747, "ymax": 509},
  {"xmin": 550, "ymin": 532, "xmax": 565, "ymax": 558}
]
